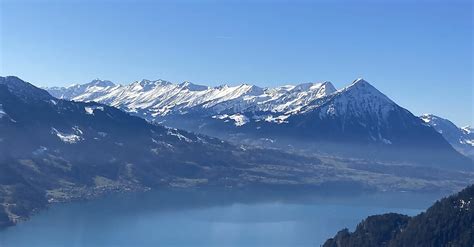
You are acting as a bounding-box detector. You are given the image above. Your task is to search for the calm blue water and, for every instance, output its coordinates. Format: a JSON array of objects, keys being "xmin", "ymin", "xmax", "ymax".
[{"xmin": 0, "ymin": 190, "xmax": 442, "ymax": 247}]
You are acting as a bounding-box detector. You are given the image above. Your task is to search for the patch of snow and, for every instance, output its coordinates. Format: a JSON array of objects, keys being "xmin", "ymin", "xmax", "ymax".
[
  {"xmin": 167, "ymin": 129, "xmax": 192, "ymax": 142},
  {"xmin": 462, "ymin": 126, "xmax": 472, "ymax": 134},
  {"xmin": 458, "ymin": 199, "xmax": 471, "ymax": 211},
  {"xmin": 85, "ymin": 107, "xmax": 94, "ymax": 115},
  {"xmin": 228, "ymin": 114, "xmax": 249, "ymax": 126},
  {"xmin": 461, "ymin": 139, "xmax": 474, "ymax": 147},
  {"xmin": 214, "ymin": 114, "xmax": 250, "ymax": 126},
  {"xmin": 381, "ymin": 138, "xmax": 392, "ymax": 145},
  {"xmin": 213, "ymin": 114, "xmax": 229, "ymax": 120},
  {"xmin": 420, "ymin": 114, "xmax": 431, "ymax": 123},
  {"xmin": 264, "ymin": 114, "xmax": 290, "ymax": 124},
  {"xmin": 85, "ymin": 105, "xmax": 105, "ymax": 115},
  {"xmin": 51, "ymin": 127, "xmax": 83, "ymax": 144}
]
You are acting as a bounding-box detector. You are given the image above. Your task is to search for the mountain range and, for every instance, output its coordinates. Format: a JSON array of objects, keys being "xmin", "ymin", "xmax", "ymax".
[
  {"xmin": 47, "ymin": 78, "xmax": 473, "ymax": 170},
  {"xmin": 7, "ymin": 76, "xmax": 471, "ymax": 227}
]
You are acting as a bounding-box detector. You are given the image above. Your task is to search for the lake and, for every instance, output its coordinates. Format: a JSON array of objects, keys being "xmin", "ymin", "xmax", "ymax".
[{"xmin": 0, "ymin": 189, "xmax": 444, "ymax": 247}]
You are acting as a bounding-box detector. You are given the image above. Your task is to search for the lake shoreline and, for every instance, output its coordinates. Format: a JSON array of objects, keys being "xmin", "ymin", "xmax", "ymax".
[{"xmin": 0, "ymin": 188, "xmax": 445, "ymax": 247}]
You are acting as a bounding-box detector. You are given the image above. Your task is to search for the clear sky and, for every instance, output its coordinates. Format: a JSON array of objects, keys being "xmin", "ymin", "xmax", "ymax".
[{"xmin": 1, "ymin": 0, "xmax": 472, "ymax": 126}]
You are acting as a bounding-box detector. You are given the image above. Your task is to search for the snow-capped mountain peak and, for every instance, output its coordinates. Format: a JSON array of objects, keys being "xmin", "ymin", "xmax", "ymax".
[{"xmin": 310, "ymin": 78, "xmax": 396, "ymax": 124}]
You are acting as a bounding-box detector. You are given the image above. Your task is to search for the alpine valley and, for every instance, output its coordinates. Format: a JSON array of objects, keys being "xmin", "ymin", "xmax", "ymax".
[{"xmin": 0, "ymin": 76, "xmax": 472, "ymax": 229}]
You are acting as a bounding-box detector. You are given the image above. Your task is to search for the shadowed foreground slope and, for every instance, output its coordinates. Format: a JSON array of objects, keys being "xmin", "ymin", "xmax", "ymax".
[{"xmin": 323, "ymin": 184, "xmax": 474, "ymax": 247}]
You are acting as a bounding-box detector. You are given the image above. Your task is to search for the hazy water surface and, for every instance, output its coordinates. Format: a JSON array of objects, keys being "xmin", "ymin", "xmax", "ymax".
[{"xmin": 0, "ymin": 189, "xmax": 443, "ymax": 247}]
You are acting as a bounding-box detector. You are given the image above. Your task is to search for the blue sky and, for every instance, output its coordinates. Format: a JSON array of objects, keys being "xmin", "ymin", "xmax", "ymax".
[{"xmin": 1, "ymin": 0, "xmax": 472, "ymax": 126}]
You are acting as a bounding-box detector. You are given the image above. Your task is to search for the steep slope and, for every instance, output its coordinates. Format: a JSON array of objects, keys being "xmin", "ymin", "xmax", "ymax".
[
  {"xmin": 421, "ymin": 114, "xmax": 474, "ymax": 160},
  {"xmin": 323, "ymin": 184, "xmax": 474, "ymax": 247}
]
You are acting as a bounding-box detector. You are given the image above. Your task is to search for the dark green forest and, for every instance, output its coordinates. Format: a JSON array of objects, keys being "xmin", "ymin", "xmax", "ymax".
[{"xmin": 324, "ymin": 184, "xmax": 474, "ymax": 247}]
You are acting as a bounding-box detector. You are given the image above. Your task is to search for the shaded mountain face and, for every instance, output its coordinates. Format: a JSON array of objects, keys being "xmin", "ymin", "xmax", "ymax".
[
  {"xmin": 46, "ymin": 78, "xmax": 473, "ymax": 170},
  {"xmin": 421, "ymin": 114, "xmax": 474, "ymax": 160},
  {"xmin": 323, "ymin": 184, "xmax": 474, "ymax": 247}
]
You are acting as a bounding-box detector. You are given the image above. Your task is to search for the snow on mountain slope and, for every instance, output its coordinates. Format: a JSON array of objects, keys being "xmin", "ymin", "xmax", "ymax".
[
  {"xmin": 46, "ymin": 79, "xmax": 337, "ymax": 122},
  {"xmin": 421, "ymin": 114, "xmax": 474, "ymax": 159}
]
